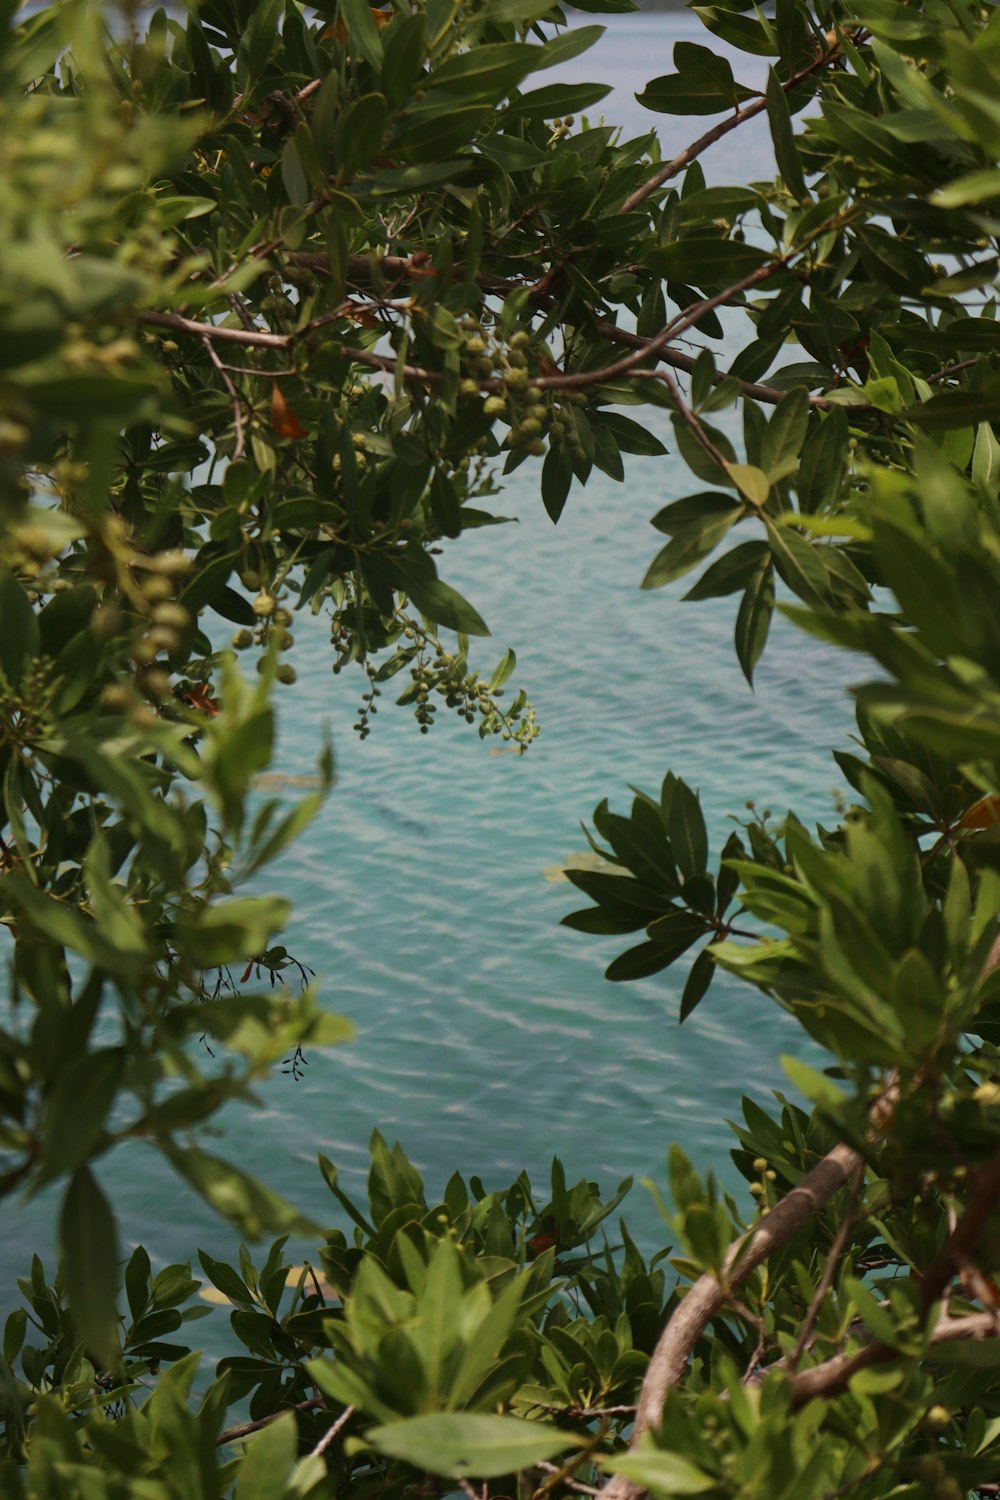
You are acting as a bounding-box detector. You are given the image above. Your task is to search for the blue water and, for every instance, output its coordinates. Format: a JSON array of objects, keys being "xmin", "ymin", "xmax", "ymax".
[{"xmin": 2, "ymin": 16, "xmax": 857, "ymax": 1305}]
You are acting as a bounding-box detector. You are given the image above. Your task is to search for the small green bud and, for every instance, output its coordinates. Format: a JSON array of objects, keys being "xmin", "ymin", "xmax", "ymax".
[
  {"xmin": 232, "ymin": 629, "xmax": 254, "ymax": 650},
  {"xmin": 147, "ymin": 625, "xmax": 179, "ymax": 653},
  {"xmin": 151, "ymin": 602, "xmax": 191, "ymax": 630},
  {"xmin": 276, "ymin": 664, "xmax": 297, "ymax": 685},
  {"xmin": 483, "ymin": 395, "xmax": 506, "ymax": 416},
  {"xmin": 100, "ymin": 683, "xmax": 131, "ymax": 712}
]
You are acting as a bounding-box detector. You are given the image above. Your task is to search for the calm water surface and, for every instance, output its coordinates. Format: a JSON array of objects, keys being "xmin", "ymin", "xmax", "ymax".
[{"xmin": 2, "ymin": 16, "xmax": 856, "ymax": 1309}]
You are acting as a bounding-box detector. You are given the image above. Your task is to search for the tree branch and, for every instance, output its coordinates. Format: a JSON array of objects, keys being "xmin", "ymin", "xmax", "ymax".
[
  {"xmin": 202, "ymin": 334, "xmax": 246, "ymax": 461},
  {"xmin": 786, "ymin": 1161, "xmax": 864, "ymax": 1373},
  {"xmin": 216, "ymin": 1395, "xmax": 325, "ymax": 1446},
  {"xmin": 309, "ymin": 1402, "xmax": 356, "ymax": 1459},
  {"xmin": 620, "ymin": 34, "xmax": 851, "ymax": 215},
  {"xmin": 786, "ymin": 1311, "xmax": 999, "ymax": 1408},
  {"xmin": 603, "ymin": 1140, "xmax": 861, "ymax": 1500},
  {"xmin": 140, "ymin": 259, "xmax": 787, "ymax": 398}
]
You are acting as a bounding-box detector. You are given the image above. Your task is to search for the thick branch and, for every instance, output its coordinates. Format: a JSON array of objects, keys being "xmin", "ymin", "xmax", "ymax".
[
  {"xmin": 786, "ymin": 1311, "xmax": 998, "ymax": 1407},
  {"xmin": 603, "ymin": 1140, "xmax": 861, "ymax": 1500}
]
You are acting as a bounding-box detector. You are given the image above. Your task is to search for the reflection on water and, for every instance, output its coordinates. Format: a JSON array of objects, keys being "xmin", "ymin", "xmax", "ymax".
[{"xmin": 2, "ymin": 15, "xmax": 852, "ymax": 1308}]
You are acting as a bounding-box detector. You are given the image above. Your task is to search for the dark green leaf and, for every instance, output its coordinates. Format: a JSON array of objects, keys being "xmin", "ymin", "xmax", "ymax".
[
  {"xmin": 367, "ymin": 1414, "xmax": 574, "ymax": 1478},
  {"xmin": 734, "ymin": 556, "xmax": 775, "ymax": 685},
  {"xmin": 59, "ymin": 1166, "xmax": 120, "ymax": 1366}
]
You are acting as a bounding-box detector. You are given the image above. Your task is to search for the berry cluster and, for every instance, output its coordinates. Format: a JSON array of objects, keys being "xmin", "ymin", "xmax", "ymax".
[{"xmin": 232, "ymin": 600, "xmax": 298, "ymax": 685}]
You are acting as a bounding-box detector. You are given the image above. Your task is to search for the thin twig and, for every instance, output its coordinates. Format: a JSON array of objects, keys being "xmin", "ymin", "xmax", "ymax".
[
  {"xmin": 309, "ymin": 1403, "xmax": 356, "ymax": 1459},
  {"xmin": 658, "ymin": 367, "xmax": 735, "ymax": 478},
  {"xmin": 538, "ymin": 1461, "xmax": 601, "ymax": 1496},
  {"xmin": 787, "ymin": 1162, "xmax": 864, "ymax": 1374},
  {"xmin": 621, "ymin": 35, "xmax": 851, "ymax": 214},
  {"xmin": 216, "ymin": 1395, "xmax": 325, "ymax": 1446},
  {"xmin": 528, "ymin": 1402, "xmax": 637, "ymax": 1420},
  {"xmin": 201, "ymin": 335, "xmax": 246, "ymax": 460}
]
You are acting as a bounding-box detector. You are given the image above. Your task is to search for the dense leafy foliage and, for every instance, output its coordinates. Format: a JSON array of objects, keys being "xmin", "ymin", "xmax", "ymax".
[{"xmin": 6, "ymin": 0, "xmax": 1000, "ymax": 1495}]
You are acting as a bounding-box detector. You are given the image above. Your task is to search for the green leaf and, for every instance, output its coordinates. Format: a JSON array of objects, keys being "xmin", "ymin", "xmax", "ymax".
[
  {"xmin": 59, "ymin": 1166, "xmax": 120, "ymax": 1367},
  {"xmin": 164, "ymin": 1147, "xmax": 318, "ymax": 1239},
  {"xmin": 0, "ymin": 571, "xmax": 40, "ymax": 689},
  {"xmin": 766, "ymin": 519, "xmax": 831, "ymax": 608},
  {"xmin": 665, "ymin": 780, "xmax": 708, "ymax": 879},
  {"xmin": 637, "ymin": 44, "xmax": 754, "ymax": 115},
  {"xmin": 600, "ymin": 412, "xmax": 669, "ymax": 457},
  {"xmin": 173, "ymin": 896, "xmax": 290, "ymax": 968},
  {"xmin": 236, "ymin": 1411, "xmax": 297, "ymax": 1498},
  {"xmin": 392, "ymin": 552, "xmax": 490, "ymax": 636},
  {"xmin": 602, "ymin": 1445, "xmax": 718, "ymax": 1493},
  {"xmin": 797, "ymin": 407, "xmax": 848, "ymax": 513},
  {"xmin": 366, "ymin": 1414, "xmax": 574, "ymax": 1477},
  {"xmin": 38, "ymin": 1047, "xmax": 125, "ymax": 1187},
  {"xmin": 910, "ymin": 376, "xmax": 1000, "ymax": 430},
  {"xmin": 734, "ymin": 556, "xmax": 775, "ymax": 685},
  {"xmin": 428, "ymin": 43, "xmax": 538, "ymax": 100},
  {"xmin": 533, "ymin": 26, "xmax": 605, "ymax": 70},
  {"xmin": 679, "ymin": 948, "xmax": 715, "ymax": 1021},
  {"xmin": 646, "ymin": 240, "xmax": 770, "ymax": 285},
  {"xmin": 781, "ymin": 1055, "xmax": 847, "ymax": 1113},
  {"xmin": 683, "ymin": 540, "xmax": 768, "ymax": 600},
  {"xmin": 335, "ymin": 94, "xmax": 389, "ymax": 177},
  {"xmin": 542, "ymin": 446, "xmax": 573, "ymax": 523},
  {"xmin": 391, "ymin": 104, "xmax": 492, "ymax": 162},
  {"xmin": 504, "ymin": 82, "xmax": 611, "ymax": 120},
  {"xmin": 338, "ymin": 0, "xmax": 385, "ymax": 68},
  {"xmin": 605, "ymin": 940, "xmax": 682, "ymax": 981},
  {"xmin": 765, "ymin": 67, "xmax": 807, "ymax": 202},
  {"xmin": 381, "ymin": 13, "xmax": 427, "ymax": 106},
  {"xmin": 642, "ymin": 507, "xmax": 741, "ymax": 590},
  {"xmin": 725, "ymin": 463, "xmax": 769, "ymax": 507},
  {"xmin": 761, "ymin": 389, "xmax": 809, "ymax": 482}
]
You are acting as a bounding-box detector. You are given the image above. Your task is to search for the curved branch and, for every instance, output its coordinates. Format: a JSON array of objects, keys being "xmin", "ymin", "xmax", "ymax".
[
  {"xmin": 621, "ymin": 35, "xmax": 851, "ymax": 215},
  {"xmin": 786, "ymin": 1310, "xmax": 998, "ymax": 1408},
  {"xmin": 603, "ymin": 1140, "xmax": 861, "ymax": 1500},
  {"xmin": 216, "ymin": 1395, "xmax": 325, "ymax": 1446}
]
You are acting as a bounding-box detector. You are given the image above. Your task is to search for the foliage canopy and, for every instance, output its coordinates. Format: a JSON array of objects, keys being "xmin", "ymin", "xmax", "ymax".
[{"xmin": 5, "ymin": 0, "xmax": 1000, "ymax": 1497}]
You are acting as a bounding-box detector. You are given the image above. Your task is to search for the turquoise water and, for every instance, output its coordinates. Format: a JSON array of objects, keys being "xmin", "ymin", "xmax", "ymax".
[{"xmin": 1, "ymin": 16, "xmax": 857, "ymax": 1300}]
